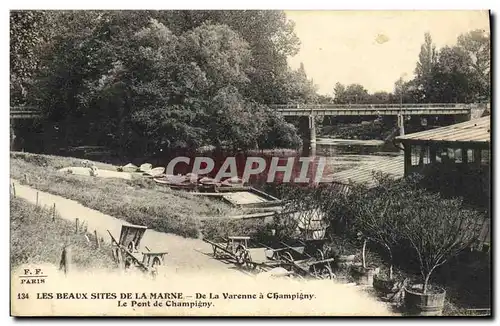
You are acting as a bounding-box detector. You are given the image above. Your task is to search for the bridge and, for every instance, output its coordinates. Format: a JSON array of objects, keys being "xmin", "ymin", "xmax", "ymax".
[
  {"xmin": 10, "ymin": 106, "xmax": 42, "ymax": 119},
  {"xmin": 10, "ymin": 103, "xmax": 481, "ymax": 120},
  {"xmin": 10, "ymin": 103, "xmax": 487, "ymax": 154},
  {"xmin": 270, "ymin": 103, "xmax": 472, "ymax": 117},
  {"xmin": 271, "ymin": 103, "xmax": 490, "ymax": 155}
]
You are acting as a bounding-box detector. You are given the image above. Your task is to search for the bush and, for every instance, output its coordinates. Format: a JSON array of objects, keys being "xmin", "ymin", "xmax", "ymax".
[{"xmin": 324, "ymin": 173, "xmax": 487, "ymax": 294}]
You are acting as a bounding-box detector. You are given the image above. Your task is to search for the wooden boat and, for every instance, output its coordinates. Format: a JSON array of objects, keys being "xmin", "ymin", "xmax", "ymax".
[
  {"xmin": 139, "ymin": 163, "xmax": 153, "ymax": 172},
  {"xmin": 221, "ymin": 176, "xmax": 245, "ymax": 187},
  {"xmin": 153, "ymin": 175, "xmax": 198, "ymax": 190},
  {"xmin": 121, "ymin": 163, "xmax": 139, "ymax": 173},
  {"xmin": 143, "ymin": 167, "xmax": 165, "ymax": 177}
]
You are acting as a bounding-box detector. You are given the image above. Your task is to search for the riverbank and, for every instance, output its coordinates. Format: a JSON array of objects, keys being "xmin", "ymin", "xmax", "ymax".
[
  {"xmin": 10, "ymin": 152, "xmax": 245, "ymax": 238},
  {"xmin": 11, "ymin": 196, "xmax": 114, "ymax": 270}
]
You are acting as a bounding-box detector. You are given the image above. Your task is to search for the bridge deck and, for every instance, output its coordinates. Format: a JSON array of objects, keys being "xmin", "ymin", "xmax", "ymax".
[
  {"xmin": 10, "ymin": 103, "xmax": 475, "ymax": 119},
  {"xmin": 272, "ymin": 104, "xmax": 470, "ymax": 116}
]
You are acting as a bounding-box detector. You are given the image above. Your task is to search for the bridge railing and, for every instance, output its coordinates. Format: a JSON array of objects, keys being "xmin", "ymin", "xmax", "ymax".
[
  {"xmin": 11, "ymin": 106, "xmax": 41, "ymax": 112},
  {"xmin": 270, "ymin": 103, "xmax": 465, "ymax": 110}
]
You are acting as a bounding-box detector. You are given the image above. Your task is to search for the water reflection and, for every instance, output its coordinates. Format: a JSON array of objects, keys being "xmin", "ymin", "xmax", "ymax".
[{"xmin": 144, "ymin": 140, "xmax": 403, "ymax": 189}]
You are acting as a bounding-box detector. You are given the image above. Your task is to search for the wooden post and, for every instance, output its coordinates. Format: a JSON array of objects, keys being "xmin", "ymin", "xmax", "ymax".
[
  {"xmin": 429, "ymin": 145, "xmax": 437, "ymax": 164},
  {"xmin": 59, "ymin": 245, "xmax": 71, "ymax": 275},
  {"xmin": 12, "ymin": 183, "xmax": 16, "ymax": 197},
  {"xmin": 75, "ymin": 218, "xmax": 79, "ymax": 234},
  {"xmin": 94, "ymin": 230, "xmax": 100, "ymax": 249},
  {"xmin": 24, "ymin": 173, "xmax": 29, "ymax": 184},
  {"xmin": 36, "ymin": 192, "xmax": 39, "ymax": 206},
  {"xmin": 52, "ymin": 203, "xmax": 56, "ymax": 221},
  {"xmin": 403, "ymin": 142, "xmax": 412, "ymax": 175},
  {"xmin": 462, "ymin": 147, "xmax": 468, "ymax": 164}
]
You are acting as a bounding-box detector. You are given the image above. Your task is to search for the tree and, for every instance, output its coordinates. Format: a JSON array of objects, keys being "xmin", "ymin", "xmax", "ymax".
[
  {"xmin": 157, "ymin": 10, "xmax": 302, "ymax": 104},
  {"xmin": 370, "ymin": 92, "xmax": 393, "ymax": 104},
  {"xmin": 414, "ymin": 32, "xmax": 438, "ymax": 102},
  {"xmin": 349, "ymin": 173, "xmax": 412, "ymax": 279},
  {"xmin": 401, "ymin": 190, "xmax": 485, "ymax": 294},
  {"xmin": 431, "ymin": 46, "xmax": 475, "ymax": 103},
  {"xmin": 333, "ymin": 82, "xmax": 347, "ymax": 104},
  {"xmin": 457, "ymin": 29, "xmax": 491, "ymax": 101},
  {"xmin": 404, "ymin": 29, "xmax": 491, "ymax": 104},
  {"xmin": 274, "ymin": 63, "xmax": 318, "ymax": 104},
  {"xmin": 333, "ymin": 83, "xmax": 370, "ymax": 104},
  {"xmin": 17, "ymin": 11, "xmax": 304, "ymax": 155},
  {"xmin": 10, "ymin": 10, "xmax": 51, "ymax": 105}
]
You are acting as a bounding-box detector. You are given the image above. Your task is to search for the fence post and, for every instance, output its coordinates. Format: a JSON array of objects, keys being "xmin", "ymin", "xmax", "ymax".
[
  {"xmin": 36, "ymin": 192, "xmax": 39, "ymax": 206},
  {"xmin": 75, "ymin": 218, "xmax": 79, "ymax": 234},
  {"xmin": 52, "ymin": 203, "xmax": 56, "ymax": 221},
  {"xmin": 12, "ymin": 183, "xmax": 16, "ymax": 197},
  {"xmin": 94, "ymin": 230, "xmax": 100, "ymax": 249},
  {"xmin": 59, "ymin": 245, "xmax": 71, "ymax": 275}
]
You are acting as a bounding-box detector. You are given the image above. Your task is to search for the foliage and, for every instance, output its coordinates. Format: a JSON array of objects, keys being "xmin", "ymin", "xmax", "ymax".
[
  {"xmin": 399, "ymin": 183, "xmax": 485, "ymax": 293},
  {"xmin": 403, "ymin": 30, "xmax": 490, "ymax": 104},
  {"xmin": 327, "ymin": 30, "xmax": 490, "ymax": 106},
  {"xmin": 348, "ymin": 173, "xmax": 411, "ymax": 278},
  {"xmin": 301, "ymin": 172, "xmax": 487, "ymax": 294},
  {"xmin": 14, "ymin": 10, "xmax": 309, "ymax": 156},
  {"xmin": 10, "ymin": 10, "xmax": 51, "ymax": 105}
]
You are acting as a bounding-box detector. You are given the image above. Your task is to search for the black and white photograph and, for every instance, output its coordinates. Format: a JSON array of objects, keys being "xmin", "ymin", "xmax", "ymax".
[{"xmin": 8, "ymin": 8, "xmax": 491, "ymax": 317}]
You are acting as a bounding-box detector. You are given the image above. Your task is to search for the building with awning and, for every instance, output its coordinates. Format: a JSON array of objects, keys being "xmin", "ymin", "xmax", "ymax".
[{"xmin": 395, "ymin": 116, "xmax": 490, "ymax": 208}]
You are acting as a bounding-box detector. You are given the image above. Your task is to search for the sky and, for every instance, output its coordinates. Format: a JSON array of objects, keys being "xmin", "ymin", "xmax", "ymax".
[{"xmin": 285, "ymin": 10, "xmax": 490, "ymax": 95}]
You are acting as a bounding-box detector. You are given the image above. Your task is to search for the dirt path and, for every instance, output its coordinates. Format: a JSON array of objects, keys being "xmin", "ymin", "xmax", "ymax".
[
  {"xmin": 11, "ymin": 179, "xmax": 396, "ymax": 316},
  {"xmin": 11, "ymin": 179, "xmax": 241, "ymax": 277}
]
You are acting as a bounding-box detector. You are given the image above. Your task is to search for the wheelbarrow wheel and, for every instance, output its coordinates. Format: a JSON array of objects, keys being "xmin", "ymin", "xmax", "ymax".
[
  {"xmin": 319, "ymin": 265, "xmax": 335, "ymax": 280},
  {"xmin": 151, "ymin": 256, "xmax": 163, "ymax": 268},
  {"xmin": 234, "ymin": 245, "xmax": 247, "ymax": 265},
  {"xmin": 283, "ymin": 252, "xmax": 294, "ymax": 262},
  {"xmin": 127, "ymin": 241, "xmax": 135, "ymax": 253}
]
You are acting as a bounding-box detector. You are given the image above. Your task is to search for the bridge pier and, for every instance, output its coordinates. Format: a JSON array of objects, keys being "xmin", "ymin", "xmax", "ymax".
[
  {"xmin": 298, "ymin": 115, "xmax": 317, "ymax": 156},
  {"xmin": 10, "ymin": 119, "xmax": 15, "ymax": 151},
  {"xmin": 397, "ymin": 114, "xmax": 405, "ymax": 136}
]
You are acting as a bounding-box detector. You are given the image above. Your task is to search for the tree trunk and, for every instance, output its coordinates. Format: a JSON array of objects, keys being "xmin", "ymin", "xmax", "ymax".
[
  {"xmin": 423, "ymin": 272, "xmax": 431, "ymax": 294},
  {"xmin": 362, "ymin": 239, "xmax": 367, "ymax": 269},
  {"xmin": 387, "ymin": 246, "xmax": 393, "ymax": 279}
]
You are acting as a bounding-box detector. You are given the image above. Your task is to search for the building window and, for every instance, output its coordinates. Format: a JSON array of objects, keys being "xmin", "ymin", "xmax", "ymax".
[
  {"xmin": 447, "ymin": 148, "xmax": 455, "ymax": 161},
  {"xmin": 467, "ymin": 149, "xmax": 475, "ymax": 163},
  {"xmin": 436, "ymin": 147, "xmax": 448, "ymax": 163},
  {"xmin": 481, "ymin": 150, "xmax": 490, "ymax": 165},
  {"xmin": 454, "ymin": 148, "xmax": 463, "ymax": 163},
  {"xmin": 411, "ymin": 145, "xmax": 430, "ymax": 166}
]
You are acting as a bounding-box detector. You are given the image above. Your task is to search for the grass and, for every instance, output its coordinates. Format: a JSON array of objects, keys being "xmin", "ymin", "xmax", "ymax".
[
  {"xmin": 10, "ymin": 151, "xmax": 118, "ymax": 171},
  {"xmin": 201, "ymin": 218, "xmax": 272, "ymax": 242},
  {"xmin": 10, "ymin": 196, "xmax": 115, "ymax": 270},
  {"xmin": 10, "ymin": 152, "xmax": 244, "ymax": 239}
]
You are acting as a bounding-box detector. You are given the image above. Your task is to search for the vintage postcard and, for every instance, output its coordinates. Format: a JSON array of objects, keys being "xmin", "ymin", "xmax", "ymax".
[{"xmin": 10, "ymin": 9, "xmax": 491, "ymax": 317}]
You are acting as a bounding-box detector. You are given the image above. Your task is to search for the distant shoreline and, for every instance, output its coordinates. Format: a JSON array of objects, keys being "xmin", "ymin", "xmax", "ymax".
[{"xmin": 315, "ymin": 138, "xmax": 385, "ymax": 146}]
